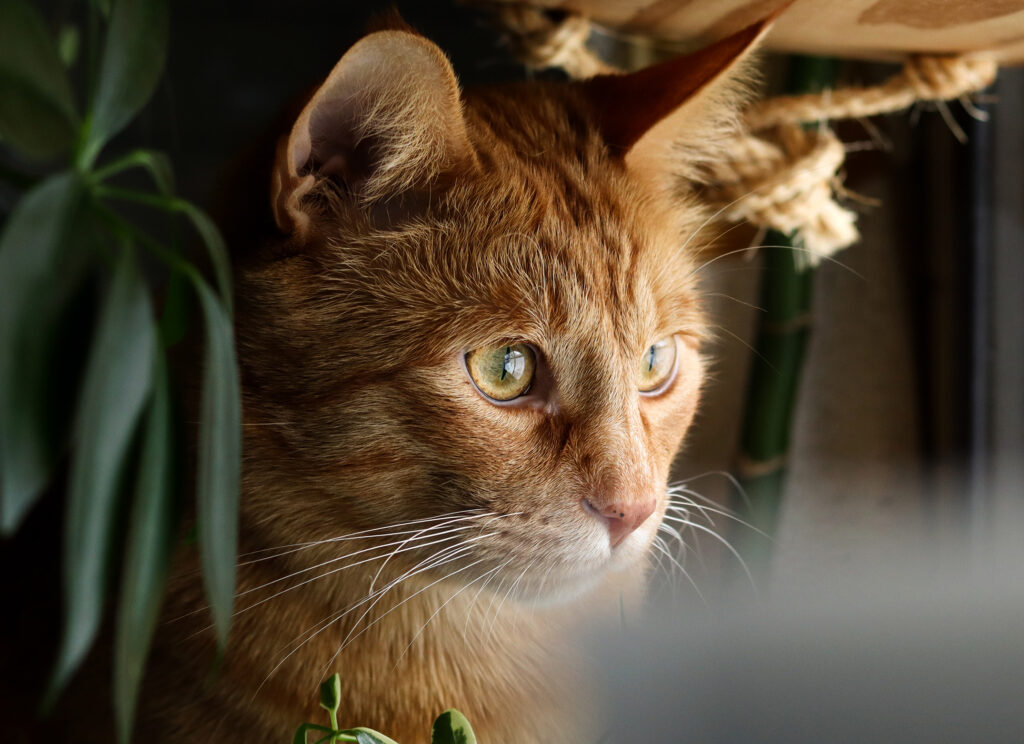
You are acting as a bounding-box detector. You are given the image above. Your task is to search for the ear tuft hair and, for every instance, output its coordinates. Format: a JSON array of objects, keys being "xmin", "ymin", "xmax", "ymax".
[{"xmin": 577, "ymin": 17, "xmax": 773, "ymax": 196}]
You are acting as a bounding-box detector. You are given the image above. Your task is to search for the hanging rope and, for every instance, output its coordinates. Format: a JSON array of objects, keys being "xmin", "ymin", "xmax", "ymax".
[
  {"xmin": 488, "ymin": 5, "xmax": 999, "ymax": 264},
  {"xmin": 745, "ymin": 55, "xmax": 998, "ymax": 129},
  {"xmin": 492, "ymin": 4, "xmax": 617, "ymax": 78}
]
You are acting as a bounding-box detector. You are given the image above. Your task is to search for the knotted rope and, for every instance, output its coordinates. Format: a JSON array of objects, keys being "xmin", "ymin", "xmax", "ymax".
[
  {"xmin": 494, "ymin": 4, "xmax": 617, "ymax": 78},
  {"xmin": 489, "ymin": 5, "xmax": 999, "ymax": 264}
]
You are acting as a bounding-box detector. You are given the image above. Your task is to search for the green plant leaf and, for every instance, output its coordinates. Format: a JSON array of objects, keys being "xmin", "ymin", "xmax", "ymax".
[
  {"xmin": 140, "ymin": 198, "xmax": 233, "ymax": 313},
  {"xmin": 176, "ymin": 201, "xmax": 232, "ymax": 312},
  {"xmin": 319, "ymin": 674, "xmax": 342, "ymax": 715},
  {"xmin": 57, "ymin": 25, "xmax": 79, "ymax": 68},
  {"xmin": 351, "ymin": 729, "xmax": 400, "ymax": 744},
  {"xmin": 113, "ymin": 354, "xmax": 174, "ymax": 744},
  {"xmin": 292, "ymin": 723, "xmax": 336, "ymax": 744},
  {"xmin": 84, "ymin": 0, "xmax": 168, "ymax": 165},
  {"xmin": 50, "ymin": 244, "xmax": 156, "ymax": 699},
  {"xmin": 430, "ymin": 710, "xmax": 477, "ymax": 744},
  {"xmin": 0, "ymin": 172, "xmax": 88, "ymax": 534},
  {"xmin": 96, "ymin": 148, "xmax": 175, "ymax": 196},
  {"xmin": 0, "ymin": 0, "xmax": 79, "ymax": 158},
  {"xmin": 95, "ymin": 187, "xmax": 233, "ymax": 311},
  {"xmin": 193, "ymin": 277, "xmax": 241, "ymax": 650}
]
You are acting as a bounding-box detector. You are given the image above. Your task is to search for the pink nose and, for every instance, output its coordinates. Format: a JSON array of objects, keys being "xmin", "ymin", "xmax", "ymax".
[{"xmin": 583, "ymin": 497, "xmax": 657, "ymax": 548}]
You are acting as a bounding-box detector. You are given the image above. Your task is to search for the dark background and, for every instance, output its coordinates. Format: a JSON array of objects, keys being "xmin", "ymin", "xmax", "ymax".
[{"xmin": 153, "ymin": 1, "xmax": 527, "ymax": 210}]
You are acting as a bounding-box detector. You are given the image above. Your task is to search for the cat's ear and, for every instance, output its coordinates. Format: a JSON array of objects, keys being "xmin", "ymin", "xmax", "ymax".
[
  {"xmin": 271, "ymin": 30, "xmax": 479, "ymax": 236},
  {"xmin": 578, "ymin": 16, "xmax": 775, "ymax": 193}
]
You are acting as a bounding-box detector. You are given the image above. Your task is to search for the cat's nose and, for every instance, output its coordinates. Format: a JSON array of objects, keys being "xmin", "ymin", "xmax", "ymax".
[{"xmin": 582, "ymin": 497, "xmax": 657, "ymax": 548}]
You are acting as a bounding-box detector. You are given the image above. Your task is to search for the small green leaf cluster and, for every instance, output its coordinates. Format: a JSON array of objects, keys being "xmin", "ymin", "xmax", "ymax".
[
  {"xmin": 0, "ymin": 0, "xmax": 242, "ymax": 741},
  {"xmin": 294, "ymin": 675, "xmax": 478, "ymax": 744}
]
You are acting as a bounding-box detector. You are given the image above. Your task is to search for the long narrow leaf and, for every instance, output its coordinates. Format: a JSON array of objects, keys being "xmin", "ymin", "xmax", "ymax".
[
  {"xmin": 113, "ymin": 354, "xmax": 174, "ymax": 743},
  {"xmin": 0, "ymin": 172, "xmax": 87, "ymax": 533},
  {"xmin": 95, "ymin": 186, "xmax": 233, "ymax": 311},
  {"xmin": 180, "ymin": 202, "xmax": 232, "ymax": 313},
  {"xmin": 84, "ymin": 0, "xmax": 168, "ymax": 164},
  {"xmin": 50, "ymin": 245, "xmax": 156, "ymax": 698},
  {"xmin": 95, "ymin": 148, "xmax": 175, "ymax": 195},
  {"xmin": 193, "ymin": 278, "xmax": 241, "ymax": 649},
  {"xmin": 0, "ymin": 0, "xmax": 79, "ymax": 158}
]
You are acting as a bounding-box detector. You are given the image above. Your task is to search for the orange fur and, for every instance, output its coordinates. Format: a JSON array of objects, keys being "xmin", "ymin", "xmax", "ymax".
[{"xmin": 141, "ymin": 19, "xmax": 768, "ymax": 744}]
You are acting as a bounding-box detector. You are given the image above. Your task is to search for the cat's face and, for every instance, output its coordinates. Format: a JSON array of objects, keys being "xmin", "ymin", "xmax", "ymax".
[{"xmin": 237, "ymin": 23, "xmax": 763, "ymax": 602}]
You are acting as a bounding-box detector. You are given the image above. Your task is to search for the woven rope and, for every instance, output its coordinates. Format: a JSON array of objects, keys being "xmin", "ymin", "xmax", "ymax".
[
  {"xmin": 494, "ymin": 4, "xmax": 617, "ymax": 78},
  {"xmin": 490, "ymin": 4, "xmax": 999, "ymax": 264},
  {"xmin": 745, "ymin": 55, "xmax": 998, "ymax": 130},
  {"xmin": 704, "ymin": 126, "xmax": 859, "ymax": 258}
]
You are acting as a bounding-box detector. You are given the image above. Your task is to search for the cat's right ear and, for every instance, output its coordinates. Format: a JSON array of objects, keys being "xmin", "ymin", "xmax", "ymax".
[
  {"xmin": 578, "ymin": 12, "xmax": 779, "ymax": 196},
  {"xmin": 271, "ymin": 31, "xmax": 479, "ymax": 237}
]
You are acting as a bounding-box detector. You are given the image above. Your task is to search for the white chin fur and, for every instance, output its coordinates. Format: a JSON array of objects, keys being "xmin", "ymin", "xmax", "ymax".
[
  {"xmin": 608, "ymin": 523, "xmax": 655, "ymax": 571},
  {"xmin": 511, "ymin": 526, "xmax": 654, "ymax": 608},
  {"xmin": 524, "ymin": 571, "xmax": 607, "ymax": 608}
]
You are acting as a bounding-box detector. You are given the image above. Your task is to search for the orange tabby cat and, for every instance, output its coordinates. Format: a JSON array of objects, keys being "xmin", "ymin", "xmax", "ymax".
[{"xmin": 140, "ymin": 15, "xmax": 770, "ymax": 744}]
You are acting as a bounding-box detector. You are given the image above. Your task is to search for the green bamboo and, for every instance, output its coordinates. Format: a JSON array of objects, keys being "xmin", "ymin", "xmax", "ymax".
[{"xmin": 733, "ymin": 56, "xmax": 840, "ymax": 575}]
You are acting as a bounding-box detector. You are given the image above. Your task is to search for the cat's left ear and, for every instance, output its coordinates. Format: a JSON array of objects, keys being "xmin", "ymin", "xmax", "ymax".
[
  {"xmin": 272, "ymin": 30, "xmax": 480, "ymax": 237},
  {"xmin": 578, "ymin": 13, "xmax": 777, "ymax": 194}
]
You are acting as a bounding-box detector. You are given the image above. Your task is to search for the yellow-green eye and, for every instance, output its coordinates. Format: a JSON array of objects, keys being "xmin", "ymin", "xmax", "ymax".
[
  {"xmin": 638, "ymin": 336, "xmax": 677, "ymax": 394},
  {"xmin": 465, "ymin": 343, "xmax": 536, "ymax": 402}
]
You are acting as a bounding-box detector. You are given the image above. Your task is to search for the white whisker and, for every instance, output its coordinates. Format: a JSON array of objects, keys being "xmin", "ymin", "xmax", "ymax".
[
  {"xmin": 177, "ymin": 529, "xmax": 474, "ymax": 634},
  {"xmin": 235, "ymin": 509, "xmax": 488, "ymax": 564},
  {"xmin": 254, "ymin": 540, "xmax": 481, "ymax": 700},
  {"xmin": 487, "ymin": 559, "xmax": 535, "ymax": 641},
  {"xmin": 321, "ymin": 551, "xmax": 492, "ymax": 678},
  {"xmin": 649, "ymin": 532, "xmax": 673, "ymax": 586},
  {"xmin": 652, "ymin": 535, "xmax": 707, "ymax": 605},
  {"xmin": 668, "ymin": 487, "xmax": 772, "ymax": 540},
  {"xmin": 393, "ymin": 560, "xmax": 510, "ymax": 671},
  {"xmin": 367, "ymin": 512, "xmax": 520, "ymax": 594},
  {"xmin": 689, "ymin": 243, "xmax": 864, "ymax": 283},
  {"xmin": 661, "ymin": 514, "xmax": 757, "ymax": 594},
  {"xmin": 463, "ymin": 558, "xmax": 515, "ymax": 640}
]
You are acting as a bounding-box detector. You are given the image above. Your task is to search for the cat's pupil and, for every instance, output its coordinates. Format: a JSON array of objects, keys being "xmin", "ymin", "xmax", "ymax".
[
  {"xmin": 647, "ymin": 345, "xmax": 656, "ymax": 373},
  {"xmin": 503, "ymin": 347, "xmax": 524, "ymax": 380}
]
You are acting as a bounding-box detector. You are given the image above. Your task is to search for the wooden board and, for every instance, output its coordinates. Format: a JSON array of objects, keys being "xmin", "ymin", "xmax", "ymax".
[{"xmin": 496, "ymin": 0, "xmax": 1024, "ymax": 63}]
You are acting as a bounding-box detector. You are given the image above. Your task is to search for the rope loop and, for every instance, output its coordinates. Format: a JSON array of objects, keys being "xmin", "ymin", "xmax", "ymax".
[
  {"xmin": 706, "ymin": 125, "xmax": 857, "ymax": 259},
  {"xmin": 746, "ymin": 54, "xmax": 998, "ymax": 130},
  {"xmin": 493, "ymin": 4, "xmax": 616, "ymax": 78},
  {"xmin": 901, "ymin": 55, "xmax": 998, "ymax": 103}
]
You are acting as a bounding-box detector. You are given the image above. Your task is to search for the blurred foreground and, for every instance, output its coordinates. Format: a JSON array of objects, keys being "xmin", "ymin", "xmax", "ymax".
[{"xmin": 595, "ymin": 502, "xmax": 1024, "ymax": 743}]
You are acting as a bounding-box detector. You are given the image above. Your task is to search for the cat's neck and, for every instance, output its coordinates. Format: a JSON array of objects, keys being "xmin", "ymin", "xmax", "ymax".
[{"xmin": 157, "ymin": 542, "xmax": 603, "ymax": 743}]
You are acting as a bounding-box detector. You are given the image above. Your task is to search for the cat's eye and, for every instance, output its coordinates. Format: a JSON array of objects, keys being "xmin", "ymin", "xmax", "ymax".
[
  {"xmin": 638, "ymin": 336, "xmax": 678, "ymax": 394},
  {"xmin": 465, "ymin": 343, "xmax": 537, "ymax": 402}
]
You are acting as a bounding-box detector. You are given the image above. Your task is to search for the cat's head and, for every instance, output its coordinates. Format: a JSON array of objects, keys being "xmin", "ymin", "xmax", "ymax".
[{"xmin": 234, "ymin": 18, "xmax": 767, "ymax": 602}]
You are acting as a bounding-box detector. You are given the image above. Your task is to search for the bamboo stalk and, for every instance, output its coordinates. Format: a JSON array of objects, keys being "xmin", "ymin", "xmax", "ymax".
[{"xmin": 732, "ymin": 56, "xmax": 840, "ymax": 576}]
